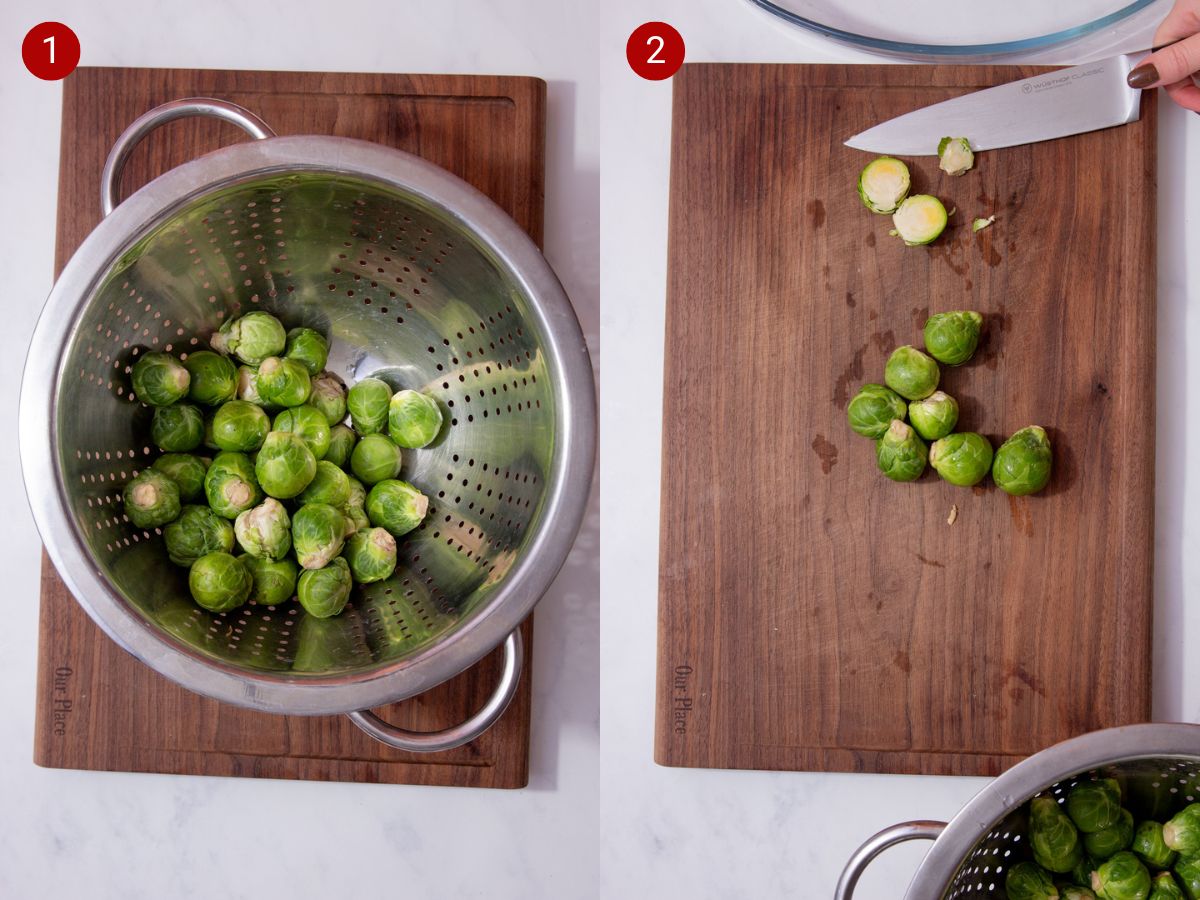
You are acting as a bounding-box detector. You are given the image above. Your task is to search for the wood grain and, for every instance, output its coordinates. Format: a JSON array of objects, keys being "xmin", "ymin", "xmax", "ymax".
[
  {"xmin": 655, "ymin": 64, "xmax": 1156, "ymax": 776},
  {"xmin": 34, "ymin": 67, "xmax": 547, "ymax": 789}
]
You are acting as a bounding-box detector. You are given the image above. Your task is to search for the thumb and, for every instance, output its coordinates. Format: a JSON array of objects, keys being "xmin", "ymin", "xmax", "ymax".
[{"xmin": 1128, "ymin": 32, "xmax": 1200, "ymax": 88}]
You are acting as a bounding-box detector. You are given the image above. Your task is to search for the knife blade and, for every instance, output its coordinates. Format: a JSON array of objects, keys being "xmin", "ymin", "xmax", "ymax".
[{"xmin": 845, "ymin": 53, "xmax": 1144, "ymax": 155}]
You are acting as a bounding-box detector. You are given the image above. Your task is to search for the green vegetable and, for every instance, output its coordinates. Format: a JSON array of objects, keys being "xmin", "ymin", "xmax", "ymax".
[
  {"xmin": 344, "ymin": 527, "xmax": 398, "ymax": 583},
  {"xmin": 183, "ymin": 350, "xmax": 238, "ymax": 406},
  {"xmin": 908, "ymin": 391, "xmax": 959, "ymax": 441},
  {"xmin": 297, "ymin": 557, "xmax": 352, "ymax": 618},
  {"xmin": 123, "ymin": 469, "xmax": 181, "ymax": 528},
  {"xmin": 366, "ymin": 479, "xmax": 429, "ymax": 537},
  {"xmin": 233, "ymin": 497, "xmax": 291, "ymax": 560},
  {"xmin": 847, "ymin": 383, "xmax": 907, "ymax": 439},
  {"xmin": 1032, "ymin": 796, "xmax": 1085, "ymax": 874},
  {"xmin": 924, "ymin": 310, "xmax": 984, "ymax": 366},
  {"xmin": 347, "ymin": 377, "xmax": 392, "ymax": 435},
  {"xmin": 254, "ymin": 431, "xmax": 317, "ymax": 499},
  {"xmin": 151, "ymin": 403, "xmax": 204, "ymax": 452},
  {"xmin": 1069, "ymin": 781, "xmax": 1124, "ymax": 834},
  {"xmin": 1174, "ymin": 857, "xmax": 1200, "ymax": 899},
  {"xmin": 211, "ymin": 311, "xmax": 286, "ymax": 365},
  {"xmin": 857, "ymin": 156, "xmax": 911, "ymax": 215},
  {"xmin": 309, "ymin": 371, "xmax": 348, "ymax": 426},
  {"xmin": 891, "ymin": 194, "xmax": 948, "ymax": 245},
  {"xmin": 1086, "ymin": 810, "xmax": 1136, "ymax": 860},
  {"xmin": 930, "ymin": 432, "xmax": 993, "ymax": 487},
  {"xmin": 1063, "ymin": 888, "xmax": 1098, "ymax": 900},
  {"xmin": 204, "ymin": 451, "xmax": 262, "ymax": 519},
  {"xmin": 974, "ymin": 215, "xmax": 996, "ymax": 232},
  {"xmin": 151, "ymin": 453, "xmax": 209, "ymax": 502},
  {"xmin": 1075, "ymin": 855, "xmax": 1105, "ymax": 889},
  {"xmin": 388, "ymin": 390, "xmax": 443, "ymax": 448},
  {"xmin": 202, "ymin": 413, "xmax": 220, "ymax": 451},
  {"xmin": 163, "ymin": 505, "xmax": 234, "ymax": 566},
  {"xmin": 210, "ymin": 399, "xmax": 270, "ymax": 452},
  {"xmin": 131, "ymin": 351, "xmax": 190, "ymax": 406},
  {"xmin": 1166, "ymin": 807, "xmax": 1200, "ymax": 857},
  {"xmin": 236, "ymin": 364, "xmax": 269, "ymax": 406},
  {"xmin": 298, "ymin": 460, "xmax": 351, "ymax": 507},
  {"xmin": 242, "ymin": 555, "xmax": 298, "ymax": 606},
  {"xmin": 324, "ymin": 424, "xmax": 357, "ymax": 470},
  {"xmin": 346, "ymin": 475, "xmax": 366, "ymax": 510},
  {"xmin": 993, "ymin": 426, "xmax": 1054, "ymax": 496},
  {"xmin": 350, "ymin": 433, "xmax": 403, "ymax": 484},
  {"xmin": 884, "ymin": 346, "xmax": 940, "ymax": 400},
  {"xmin": 283, "ymin": 327, "xmax": 329, "ymax": 376},
  {"xmin": 255, "ymin": 356, "xmax": 311, "ymax": 408},
  {"xmin": 344, "ymin": 476, "xmax": 370, "ymax": 532},
  {"xmin": 272, "ymin": 405, "xmax": 330, "ymax": 459},
  {"xmin": 875, "ymin": 419, "xmax": 928, "ymax": 483},
  {"xmin": 1133, "ymin": 822, "xmax": 1178, "ymax": 871},
  {"xmin": 1006, "ymin": 861, "xmax": 1060, "ymax": 900},
  {"xmin": 188, "ymin": 551, "xmax": 251, "ymax": 612},
  {"xmin": 1148, "ymin": 873, "xmax": 1186, "ymax": 900},
  {"xmin": 937, "ymin": 136, "xmax": 975, "ymax": 176},
  {"xmin": 1092, "ymin": 852, "xmax": 1151, "ymax": 900},
  {"xmin": 292, "ymin": 503, "xmax": 347, "ymax": 569}
]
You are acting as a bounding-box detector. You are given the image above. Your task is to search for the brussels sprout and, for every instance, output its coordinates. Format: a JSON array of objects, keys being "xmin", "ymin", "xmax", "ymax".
[
  {"xmin": 255, "ymin": 431, "xmax": 317, "ymax": 499},
  {"xmin": 242, "ymin": 554, "xmax": 298, "ymax": 606},
  {"xmin": 938, "ymin": 136, "xmax": 975, "ymax": 176},
  {"xmin": 930, "ymin": 432, "xmax": 994, "ymax": 487},
  {"xmin": 1165, "ymin": 807, "xmax": 1200, "ymax": 857},
  {"xmin": 204, "ymin": 451, "xmax": 262, "ymax": 519},
  {"xmin": 123, "ymin": 469, "xmax": 181, "ymax": 528},
  {"xmin": 1133, "ymin": 822, "xmax": 1178, "ymax": 871},
  {"xmin": 210, "ymin": 399, "xmax": 270, "ymax": 452},
  {"xmin": 993, "ymin": 426, "xmax": 1054, "ymax": 496},
  {"xmin": 256, "ymin": 356, "xmax": 311, "ymax": 408},
  {"xmin": 298, "ymin": 460, "xmax": 352, "ymax": 507},
  {"xmin": 345, "ymin": 503, "xmax": 370, "ymax": 533},
  {"xmin": 292, "ymin": 503, "xmax": 347, "ymax": 569},
  {"xmin": 885, "ymin": 345, "xmax": 940, "ymax": 400},
  {"xmin": 875, "ymin": 419, "xmax": 928, "ymax": 483},
  {"xmin": 272, "ymin": 404, "xmax": 330, "ymax": 460},
  {"xmin": 1174, "ymin": 857, "xmax": 1200, "ymax": 899},
  {"xmin": 188, "ymin": 551, "xmax": 251, "ymax": 612},
  {"xmin": 924, "ymin": 310, "xmax": 984, "ymax": 366},
  {"xmin": 1076, "ymin": 855, "xmax": 1106, "ymax": 889},
  {"xmin": 324, "ymin": 424, "xmax": 357, "ymax": 470},
  {"xmin": 345, "ymin": 527, "xmax": 398, "ymax": 583},
  {"xmin": 309, "ymin": 371, "xmax": 348, "ymax": 426},
  {"xmin": 346, "ymin": 475, "xmax": 367, "ymax": 510},
  {"xmin": 350, "ymin": 433, "xmax": 403, "ymax": 484},
  {"xmin": 202, "ymin": 412, "xmax": 221, "ymax": 451},
  {"xmin": 1086, "ymin": 810, "xmax": 1136, "ymax": 861},
  {"xmin": 974, "ymin": 215, "xmax": 996, "ymax": 232},
  {"xmin": 1091, "ymin": 852, "xmax": 1151, "ymax": 900},
  {"xmin": 131, "ymin": 351, "xmax": 190, "ymax": 406},
  {"xmin": 284, "ymin": 327, "xmax": 329, "ymax": 376},
  {"xmin": 151, "ymin": 453, "xmax": 209, "ymax": 502},
  {"xmin": 343, "ymin": 475, "xmax": 370, "ymax": 532},
  {"xmin": 1032, "ymin": 797, "xmax": 1085, "ymax": 874},
  {"xmin": 847, "ymin": 383, "xmax": 906, "ymax": 439},
  {"xmin": 1148, "ymin": 872, "xmax": 1186, "ymax": 900},
  {"xmin": 236, "ymin": 365, "xmax": 269, "ymax": 406},
  {"xmin": 1006, "ymin": 861, "xmax": 1060, "ymax": 900},
  {"xmin": 151, "ymin": 403, "xmax": 205, "ymax": 452},
  {"xmin": 163, "ymin": 505, "xmax": 234, "ymax": 566},
  {"xmin": 183, "ymin": 350, "xmax": 238, "ymax": 406},
  {"xmin": 234, "ymin": 497, "xmax": 291, "ymax": 560},
  {"xmin": 297, "ymin": 556, "xmax": 352, "ymax": 618},
  {"xmin": 891, "ymin": 194, "xmax": 948, "ymax": 246},
  {"xmin": 857, "ymin": 156, "xmax": 911, "ymax": 215},
  {"xmin": 1069, "ymin": 781, "xmax": 1124, "ymax": 834},
  {"xmin": 1063, "ymin": 888, "xmax": 1098, "ymax": 900},
  {"xmin": 908, "ymin": 391, "xmax": 959, "ymax": 441},
  {"xmin": 211, "ymin": 311, "xmax": 286, "ymax": 365},
  {"xmin": 347, "ymin": 377, "xmax": 392, "ymax": 435},
  {"xmin": 366, "ymin": 480, "xmax": 429, "ymax": 537},
  {"xmin": 388, "ymin": 390, "xmax": 443, "ymax": 448}
]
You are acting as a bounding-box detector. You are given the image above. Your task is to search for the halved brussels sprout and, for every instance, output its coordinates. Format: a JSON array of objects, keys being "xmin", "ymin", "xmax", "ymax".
[
  {"xmin": 347, "ymin": 377, "xmax": 392, "ymax": 435},
  {"xmin": 131, "ymin": 351, "xmax": 190, "ymax": 406},
  {"xmin": 1092, "ymin": 852, "xmax": 1151, "ymax": 900},
  {"xmin": 908, "ymin": 391, "xmax": 959, "ymax": 441},
  {"xmin": 885, "ymin": 346, "xmax": 940, "ymax": 400},
  {"xmin": 163, "ymin": 504, "xmax": 234, "ymax": 566},
  {"xmin": 151, "ymin": 403, "xmax": 205, "ymax": 452},
  {"xmin": 875, "ymin": 419, "xmax": 927, "ymax": 482},
  {"xmin": 366, "ymin": 479, "xmax": 429, "ymax": 537},
  {"xmin": 1085, "ymin": 809, "xmax": 1135, "ymax": 860},
  {"xmin": 123, "ymin": 469, "xmax": 181, "ymax": 528},
  {"xmin": 284, "ymin": 327, "xmax": 329, "ymax": 376},
  {"xmin": 255, "ymin": 431, "xmax": 317, "ymax": 499},
  {"xmin": 388, "ymin": 390, "xmax": 443, "ymax": 448},
  {"xmin": 930, "ymin": 432, "xmax": 993, "ymax": 487},
  {"xmin": 324, "ymin": 424, "xmax": 357, "ymax": 470},
  {"xmin": 204, "ymin": 451, "xmax": 263, "ymax": 519},
  {"xmin": 1031, "ymin": 796, "xmax": 1084, "ymax": 874},
  {"xmin": 1164, "ymin": 805, "xmax": 1200, "ymax": 856},
  {"xmin": 292, "ymin": 502, "xmax": 347, "ymax": 569},
  {"xmin": 297, "ymin": 556, "xmax": 352, "ymax": 618},
  {"xmin": 892, "ymin": 194, "xmax": 948, "ymax": 246},
  {"xmin": 345, "ymin": 527, "xmax": 398, "ymax": 583},
  {"xmin": 234, "ymin": 497, "xmax": 292, "ymax": 560},
  {"xmin": 211, "ymin": 399, "xmax": 270, "ymax": 452},
  {"xmin": 1132, "ymin": 821, "xmax": 1178, "ymax": 871},
  {"xmin": 298, "ymin": 460, "xmax": 351, "ymax": 507},
  {"xmin": 1149, "ymin": 872, "xmax": 1186, "ymax": 900},
  {"xmin": 1069, "ymin": 781, "xmax": 1123, "ymax": 834},
  {"xmin": 1005, "ymin": 861, "xmax": 1059, "ymax": 900},
  {"xmin": 924, "ymin": 310, "xmax": 984, "ymax": 366},
  {"xmin": 151, "ymin": 453, "xmax": 210, "ymax": 502},
  {"xmin": 309, "ymin": 371, "xmax": 348, "ymax": 426},
  {"xmin": 188, "ymin": 551, "xmax": 251, "ymax": 612},
  {"xmin": 993, "ymin": 426, "xmax": 1053, "ymax": 496},
  {"xmin": 256, "ymin": 356, "xmax": 312, "ymax": 408},
  {"xmin": 243, "ymin": 554, "xmax": 298, "ymax": 606},
  {"xmin": 857, "ymin": 156, "xmax": 911, "ymax": 214},
  {"xmin": 350, "ymin": 433, "xmax": 403, "ymax": 484},
  {"xmin": 272, "ymin": 404, "xmax": 331, "ymax": 459},
  {"xmin": 183, "ymin": 350, "xmax": 238, "ymax": 406},
  {"xmin": 847, "ymin": 383, "xmax": 907, "ymax": 439},
  {"xmin": 1174, "ymin": 856, "xmax": 1200, "ymax": 899},
  {"xmin": 211, "ymin": 311, "xmax": 286, "ymax": 365},
  {"xmin": 938, "ymin": 136, "xmax": 974, "ymax": 176}
]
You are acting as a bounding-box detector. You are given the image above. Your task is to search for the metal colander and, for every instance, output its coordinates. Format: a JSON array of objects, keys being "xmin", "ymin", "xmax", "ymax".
[
  {"xmin": 836, "ymin": 724, "xmax": 1200, "ymax": 898},
  {"xmin": 19, "ymin": 99, "xmax": 595, "ymax": 751}
]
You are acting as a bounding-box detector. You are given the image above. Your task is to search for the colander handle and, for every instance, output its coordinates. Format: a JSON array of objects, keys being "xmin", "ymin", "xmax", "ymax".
[
  {"xmin": 100, "ymin": 98, "xmax": 276, "ymax": 216},
  {"xmin": 345, "ymin": 628, "xmax": 524, "ymax": 753},
  {"xmin": 834, "ymin": 820, "xmax": 946, "ymax": 900}
]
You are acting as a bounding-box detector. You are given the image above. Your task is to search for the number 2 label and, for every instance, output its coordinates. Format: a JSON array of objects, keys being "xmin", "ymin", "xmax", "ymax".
[{"xmin": 627, "ymin": 23, "xmax": 685, "ymax": 81}]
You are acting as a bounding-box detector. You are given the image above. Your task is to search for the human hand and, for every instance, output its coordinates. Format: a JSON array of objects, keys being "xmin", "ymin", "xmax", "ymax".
[{"xmin": 1126, "ymin": 0, "xmax": 1200, "ymax": 112}]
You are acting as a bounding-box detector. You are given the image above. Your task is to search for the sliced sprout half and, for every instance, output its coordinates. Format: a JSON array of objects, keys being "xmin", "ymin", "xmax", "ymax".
[
  {"xmin": 892, "ymin": 194, "xmax": 948, "ymax": 246},
  {"xmin": 937, "ymin": 136, "xmax": 975, "ymax": 176},
  {"xmin": 857, "ymin": 156, "xmax": 911, "ymax": 215}
]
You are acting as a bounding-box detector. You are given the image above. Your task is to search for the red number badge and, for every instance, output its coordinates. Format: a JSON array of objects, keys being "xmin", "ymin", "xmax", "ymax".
[
  {"xmin": 22, "ymin": 22, "xmax": 80, "ymax": 81},
  {"xmin": 627, "ymin": 22, "xmax": 685, "ymax": 81}
]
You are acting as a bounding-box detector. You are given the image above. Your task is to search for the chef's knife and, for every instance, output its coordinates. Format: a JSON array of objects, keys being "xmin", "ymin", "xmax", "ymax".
[{"xmin": 845, "ymin": 53, "xmax": 1145, "ymax": 155}]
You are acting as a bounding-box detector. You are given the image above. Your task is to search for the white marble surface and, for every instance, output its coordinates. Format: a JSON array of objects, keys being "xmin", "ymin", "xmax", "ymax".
[
  {"xmin": 0, "ymin": 1, "xmax": 597, "ymax": 898},
  {"xmin": 600, "ymin": 1, "xmax": 1200, "ymax": 897}
]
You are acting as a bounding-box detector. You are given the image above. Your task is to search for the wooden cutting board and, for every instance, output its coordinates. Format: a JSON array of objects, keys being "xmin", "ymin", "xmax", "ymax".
[
  {"xmin": 34, "ymin": 67, "xmax": 545, "ymax": 789},
  {"xmin": 655, "ymin": 64, "xmax": 1156, "ymax": 777}
]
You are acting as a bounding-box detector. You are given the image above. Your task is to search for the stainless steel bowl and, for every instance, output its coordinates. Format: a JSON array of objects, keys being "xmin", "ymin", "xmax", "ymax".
[{"xmin": 19, "ymin": 99, "xmax": 595, "ymax": 752}]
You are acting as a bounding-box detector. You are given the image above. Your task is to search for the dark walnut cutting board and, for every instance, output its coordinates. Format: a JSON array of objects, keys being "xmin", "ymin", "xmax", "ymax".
[
  {"xmin": 655, "ymin": 64, "xmax": 1155, "ymax": 777},
  {"xmin": 35, "ymin": 67, "xmax": 545, "ymax": 789}
]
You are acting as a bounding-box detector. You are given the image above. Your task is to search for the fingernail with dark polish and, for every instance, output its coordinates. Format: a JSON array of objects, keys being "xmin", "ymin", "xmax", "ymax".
[{"xmin": 1127, "ymin": 64, "xmax": 1159, "ymax": 89}]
